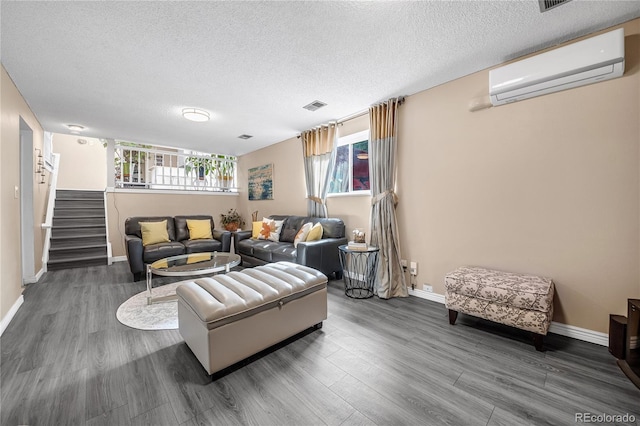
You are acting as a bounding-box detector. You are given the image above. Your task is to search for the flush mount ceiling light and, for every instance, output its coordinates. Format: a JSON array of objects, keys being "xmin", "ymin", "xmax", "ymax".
[
  {"xmin": 67, "ymin": 124, "xmax": 85, "ymax": 134},
  {"xmin": 357, "ymin": 153, "xmax": 369, "ymax": 160},
  {"xmin": 182, "ymin": 108, "xmax": 210, "ymax": 122}
]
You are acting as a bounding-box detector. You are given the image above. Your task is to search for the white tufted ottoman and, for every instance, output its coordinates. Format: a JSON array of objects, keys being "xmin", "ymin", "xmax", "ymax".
[
  {"xmin": 445, "ymin": 266, "xmax": 554, "ymax": 351},
  {"xmin": 176, "ymin": 262, "xmax": 327, "ymax": 375}
]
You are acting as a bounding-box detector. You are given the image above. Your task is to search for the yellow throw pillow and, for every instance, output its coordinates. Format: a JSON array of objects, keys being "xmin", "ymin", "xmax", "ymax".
[
  {"xmin": 294, "ymin": 222, "xmax": 313, "ymax": 247},
  {"xmin": 305, "ymin": 222, "xmax": 323, "ymax": 242},
  {"xmin": 140, "ymin": 220, "xmax": 170, "ymax": 246},
  {"xmin": 252, "ymin": 221, "xmax": 263, "ymax": 239},
  {"xmin": 187, "ymin": 252, "xmax": 211, "ymax": 264},
  {"xmin": 186, "ymin": 219, "xmax": 212, "ymax": 240}
]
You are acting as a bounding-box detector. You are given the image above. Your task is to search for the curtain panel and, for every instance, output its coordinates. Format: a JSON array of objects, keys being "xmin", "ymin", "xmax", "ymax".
[
  {"xmin": 369, "ymin": 98, "xmax": 408, "ymax": 299},
  {"xmin": 301, "ymin": 124, "xmax": 338, "ymax": 217}
]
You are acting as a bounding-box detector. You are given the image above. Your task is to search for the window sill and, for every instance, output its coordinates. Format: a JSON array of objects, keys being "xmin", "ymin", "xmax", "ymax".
[
  {"xmin": 107, "ymin": 187, "xmax": 239, "ymax": 196},
  {"xmin": 327, "ymin": 191, "xmax": 371, "ymax": 198}
]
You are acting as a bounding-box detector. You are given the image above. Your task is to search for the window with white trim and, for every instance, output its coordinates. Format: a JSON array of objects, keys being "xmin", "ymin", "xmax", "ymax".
[{"xmin": 329, "ymin": 130, "xmax": 370, "ymax": 195}]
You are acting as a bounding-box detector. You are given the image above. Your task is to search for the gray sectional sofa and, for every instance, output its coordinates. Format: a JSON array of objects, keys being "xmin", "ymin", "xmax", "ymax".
[{"xmin": 233, "ymin": 215, "xmax": 347, "ymax": 279}]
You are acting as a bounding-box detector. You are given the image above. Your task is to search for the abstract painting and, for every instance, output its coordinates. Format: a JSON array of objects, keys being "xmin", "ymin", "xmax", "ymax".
[{"xmin": 248, "ymin": 163, "xmax": 273, "ymax": 200}]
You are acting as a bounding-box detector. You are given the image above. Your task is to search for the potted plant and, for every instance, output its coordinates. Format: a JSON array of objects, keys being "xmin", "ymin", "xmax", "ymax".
[
  {"xmin": 214, "ymin": 155, "xmax": 235, "ymax": 189},
  {"xmin": 220, "ymin": 208, "xmax": 245, "ymax": 231},
  {"xmin": 185, "ymin": 155, "xmax": 215, "ymax": 180}
]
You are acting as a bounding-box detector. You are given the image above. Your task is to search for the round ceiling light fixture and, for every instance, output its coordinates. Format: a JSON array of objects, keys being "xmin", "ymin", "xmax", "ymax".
[
  {"xmin": 182, "ymin": 108, "xmax": 210, "ymax": 122},
  {"xmin": 67, "ymin": 124, "xmax": 85, "ymax": 134}
]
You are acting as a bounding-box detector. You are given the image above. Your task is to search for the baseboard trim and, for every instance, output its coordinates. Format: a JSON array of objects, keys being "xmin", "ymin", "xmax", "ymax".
[
  {"xmin": 110, "ymin": 255, "xmax": 127, "ymax": 263},
  {"xmin": 22, "ymin": 268, "xmax": 45, "ymax": 284},
  {"xmin": 1, "ymin": 295, "xmax": 24, "ymax": 336},
  {"xmin": 408, "ymin": 288, "xmax": 608, "ymax": 347},
  {"xmin": 548, "ymin": 322, "xmax": 608, "ymax": 347},
  {"xmin": 408, "ymin": 287, "xmax": 446, "ymax": 304}
]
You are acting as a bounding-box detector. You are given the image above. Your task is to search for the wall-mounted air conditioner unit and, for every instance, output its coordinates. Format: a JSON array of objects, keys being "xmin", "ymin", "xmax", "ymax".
[{"xmin": 489, "ymin": 28, "xmax": 625, "ymax": 106}]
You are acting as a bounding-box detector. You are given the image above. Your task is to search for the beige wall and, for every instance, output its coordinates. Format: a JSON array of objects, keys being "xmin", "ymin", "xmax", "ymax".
[
  {"xmin": 237, "ymin": 20, "xmax": 640, "ymax": 334},
  {"xmin": 53, "ymin": 134, "xmax": 107, "ymax": 190},
  {"xmin": 1, "ymin": 65, "xmax": 48, "ymax": 320},
  {"xmin": 236, "ymin": 114, "xmax": 371, "ymax": 238},
  {"xmin": 395, "ymin": 20, "xmax": 640, "ymax": 333},
  {"xmin": 107, "ymin": 191, "xmax": 239, "ymax": 257}
]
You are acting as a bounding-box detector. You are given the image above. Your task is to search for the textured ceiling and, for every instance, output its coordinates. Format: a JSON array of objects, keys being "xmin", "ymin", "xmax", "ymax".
[{"xmin": 2, "ymin": 1, "xmax": 639, "ymax": 156}]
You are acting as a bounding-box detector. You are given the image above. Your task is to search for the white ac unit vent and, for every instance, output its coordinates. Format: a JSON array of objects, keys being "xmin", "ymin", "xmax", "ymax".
[
  {"xmin": 539, "ymin": 0, "xmax": 571, "ymax": 13},
  {"xmin": 489, "ymin": 28, "xmax": 624, "ymax": 107},
  {"xmin": 303, "ymin": 100, "xmax": 327, "ymax": 111}
]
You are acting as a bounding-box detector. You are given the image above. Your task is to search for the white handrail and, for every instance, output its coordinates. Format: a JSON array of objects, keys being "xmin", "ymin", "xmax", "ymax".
[{"xmin": 41, "ymin": 153, "xmax": 60, "ymax": 270}]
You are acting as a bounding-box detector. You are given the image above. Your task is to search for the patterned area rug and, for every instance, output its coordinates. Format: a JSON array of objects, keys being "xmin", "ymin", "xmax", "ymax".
[{"xmin": 116, "ymin": 282, "xmax": 181, "ymax": 330}]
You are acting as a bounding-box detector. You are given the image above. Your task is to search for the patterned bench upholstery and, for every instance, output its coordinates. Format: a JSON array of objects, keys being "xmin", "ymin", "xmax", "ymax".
[{"xmin": 444, "ymin": 266, "xmax": 554, "ymax": 351}]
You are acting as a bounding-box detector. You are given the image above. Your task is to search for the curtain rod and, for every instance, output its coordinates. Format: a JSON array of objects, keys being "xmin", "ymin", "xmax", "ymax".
[{"xmin": 297, "ymin": 97, "xmax": 405, "ymax": 138}]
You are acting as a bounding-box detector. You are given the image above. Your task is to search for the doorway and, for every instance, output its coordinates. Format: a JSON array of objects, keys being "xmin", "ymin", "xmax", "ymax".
[{"xmin": 20, "ymin": 117, "xmax": 35, "ymax": 283}]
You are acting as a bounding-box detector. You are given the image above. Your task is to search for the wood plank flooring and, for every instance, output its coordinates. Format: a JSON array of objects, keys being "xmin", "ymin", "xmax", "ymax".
[{"xmin": 1, "ymin": 262, "xmax": 638, "ymax": 425}]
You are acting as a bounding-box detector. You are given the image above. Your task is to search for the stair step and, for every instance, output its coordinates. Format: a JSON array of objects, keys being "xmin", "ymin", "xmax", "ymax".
[
  {"xmin": 52, "ymin": 226, "xmax": 105, "ymax": 238},
  {"xmin": 54, "ymin": 208, "xmax": 105, "ymax": 217},
  {"xmin": 50, "ymin": 233, "xmax": 106, "ymax": 241},
  {"xmin": 56, "ymin": 190, "xmax": 103, "ymax": 200},
  {"xmin": 53, "ymin": 217, "xmax": 105, "ymax": 226},
  {"xmin": 48, "ymin": 255, "xmax": 107, "ymax": 271},
  {"xmin": 50, "ymin": 243, "xmax": 106, "ymax": 252},
  {"xmin": 49, "ymin": 247, "xmax": 107, "ymax": 261},
  {"xmin": 55, "ymin": 200, "xmax": 104, "ymax": 208}
]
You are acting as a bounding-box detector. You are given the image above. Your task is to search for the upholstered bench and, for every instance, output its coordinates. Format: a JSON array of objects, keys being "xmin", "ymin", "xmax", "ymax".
[
  {"xmin": 445, "ymin": 266, "xmax": 554, "ymax": 351},
  {"xmin": 176, "ymin": 261, "xmax": 328, "ymax": 375}
]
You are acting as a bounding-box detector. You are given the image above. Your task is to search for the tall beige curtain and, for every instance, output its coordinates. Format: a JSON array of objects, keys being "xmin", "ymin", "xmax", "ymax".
[
  {"xmin": 301, "ymin": 123, "xmax": 338, "ymax": 217},
  {"xmin": 369, "ymin": 98, "xmax": 407, "ymax": 298}
]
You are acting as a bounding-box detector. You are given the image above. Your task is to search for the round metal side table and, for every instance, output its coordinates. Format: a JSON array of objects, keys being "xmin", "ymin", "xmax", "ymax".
[{"xmin": 338, "ymin": 245, "xmax": 379, "ymax": 299}]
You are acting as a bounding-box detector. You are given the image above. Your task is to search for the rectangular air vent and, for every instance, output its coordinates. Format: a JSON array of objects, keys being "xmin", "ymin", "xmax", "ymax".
[
  {"xmin": 539, "ymin": 0, "xmax": 571, "ymax": 12},
  {"xmin": 238, "ymin": 134, "xmax": 253, "ymax": 139},
  {"xmin": 303, "ymin": 100, "xmax": 327, "ymax": 111}
]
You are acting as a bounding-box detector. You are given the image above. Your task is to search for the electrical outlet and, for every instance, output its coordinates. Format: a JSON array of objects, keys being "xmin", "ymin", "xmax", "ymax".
[
  {"xmin": 14, "ymin": 186, "xmax": 19, "ymax": 199},
  {"xmin": 401, "ymin": 259, "xmax": 408, "ymax": 268},
  {"xmin": 423, "ymin": 285, "xmax": 433, "ymax": 293},
  {"xmin": 410, "ymin": 261, "xmax": 418, "ymax": 276}
]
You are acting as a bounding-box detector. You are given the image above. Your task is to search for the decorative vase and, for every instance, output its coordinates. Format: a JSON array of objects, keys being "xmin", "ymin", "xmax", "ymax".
[{"xmin": 225, "ymin": 222, "xmax": 239, "ymax": 232}]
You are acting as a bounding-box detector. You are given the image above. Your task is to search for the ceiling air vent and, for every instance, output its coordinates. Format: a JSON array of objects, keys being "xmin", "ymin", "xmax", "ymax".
[
  {"xmin": 539, "ymin": 0, "xmax": 571, "ymax": 12},
  {"xmin": 303, "ymin": 100, "xmax": 327, "ymax": 111},
  {"xmin": 238, "ymin": 134, "xmax": 253, "ymax": 140}
]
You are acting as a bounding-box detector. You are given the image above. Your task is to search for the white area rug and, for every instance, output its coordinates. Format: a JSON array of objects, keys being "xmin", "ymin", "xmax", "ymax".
[{"xmin": 116, "ymin": 282, "xmax": 181, "ymax": 330}]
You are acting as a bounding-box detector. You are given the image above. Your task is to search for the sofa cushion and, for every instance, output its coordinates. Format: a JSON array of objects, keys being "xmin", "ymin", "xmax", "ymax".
[
  {"xmin": 140, "ymin": 220, "xmax": 171, "ymax": 246},
  {"xmin": 271, "ymin": 244, "xmax": 298, "ymax": 263},
  {"xmin": 174, "ymin": 215, "xmax": 215, "ymax": 241},
  {"xmin": 312, "ymin": 218, "xmax": 345, "ymax": 239},
  {"xmin": 251, "ymin": 241, "xmax": 292, "ymax": 262},
  {"xmin": 125, "ymin": 216, "xmax": 176, "ymax": 241},
  {"xmin": 183, "ymin": 238, "xmax": 223, "ymax": 254},
  {"xmin": 306, "ymin": 222, "xmax": 324, "ymax": 242},
  {"xmin": 143, "ymin": 241, "xmax": 185, "ymax": 263},
  {"xmin": 187, "ymin": 219, "xmax": 213, "ymax": 240},
  {"xmin": 294, "ymin": 222, "xmax": 313, "ymax": 247},
  {"xmin": 279, "ymin": 216, "xmax": 307, "ymax": 243},
  {"xmin": 258, "ymin": 218, "xmax": 283, "ymax": 242}
]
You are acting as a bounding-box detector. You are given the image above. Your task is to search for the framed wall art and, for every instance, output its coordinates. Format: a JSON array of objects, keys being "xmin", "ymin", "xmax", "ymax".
[{"xmin": 248, "ymin": 163, "xmax": 273, "ymax": 200}]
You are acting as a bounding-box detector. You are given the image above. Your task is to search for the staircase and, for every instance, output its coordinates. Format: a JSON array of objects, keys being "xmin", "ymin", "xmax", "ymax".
[{"xmin": 48, "ymin": 190, "xmax": 108, "ymax": 271}]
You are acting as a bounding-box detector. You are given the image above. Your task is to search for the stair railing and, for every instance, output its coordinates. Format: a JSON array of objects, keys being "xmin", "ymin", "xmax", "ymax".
[{"xmin": 41, "ymin": 153, "xmax": 61, "ymax": 271}]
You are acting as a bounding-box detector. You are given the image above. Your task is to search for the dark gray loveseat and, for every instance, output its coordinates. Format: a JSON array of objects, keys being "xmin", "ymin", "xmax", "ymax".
[
  {"xmin": 233, "ymin": 215, "xmax": 347, "ymax": 279},
  {"xmin": 124, "ymin": 215, "xmax": 231, "ymax": 281}
]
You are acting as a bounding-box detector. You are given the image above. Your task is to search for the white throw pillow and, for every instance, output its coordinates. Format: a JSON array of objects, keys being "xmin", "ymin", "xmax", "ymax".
[
  {"xmin": 293, "ymin": 222, "xmax": 313, "ymax": 248},
  {"xmin": 257, "ymin": 217, "xmax": 284, "ymax": 242}
]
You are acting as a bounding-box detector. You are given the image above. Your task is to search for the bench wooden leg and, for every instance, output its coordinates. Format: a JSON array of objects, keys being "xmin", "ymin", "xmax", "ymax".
[
  {"xmin": 532, "ymin": 333, "xmax": 544, "ymax": 351},
  {"xmin": 448, "ymin": 309, "xmax": 458, "ymax": 325}
]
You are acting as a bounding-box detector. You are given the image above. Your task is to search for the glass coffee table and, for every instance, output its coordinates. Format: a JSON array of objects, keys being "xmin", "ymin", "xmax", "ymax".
[{"xmin": 146, "ymin": 251, "xmax": 241, "ymax": 305}]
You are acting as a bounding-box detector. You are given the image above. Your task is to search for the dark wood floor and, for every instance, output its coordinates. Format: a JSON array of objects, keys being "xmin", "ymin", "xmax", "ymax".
[{"xmin": 1, "ymin": 262, "xmax": 638, "ymax": 425}]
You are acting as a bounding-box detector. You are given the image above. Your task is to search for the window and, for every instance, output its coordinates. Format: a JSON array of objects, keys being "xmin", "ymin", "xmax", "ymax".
[{"xmin": 329, "ymin": 130, "xmax": 370, "ymax": 195}]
